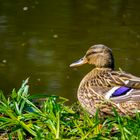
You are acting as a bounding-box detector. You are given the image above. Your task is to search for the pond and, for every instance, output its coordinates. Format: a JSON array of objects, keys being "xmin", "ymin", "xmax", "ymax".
[{"xmin": 0, "ymin": 0, "xmax": 140, "ymax": 103}]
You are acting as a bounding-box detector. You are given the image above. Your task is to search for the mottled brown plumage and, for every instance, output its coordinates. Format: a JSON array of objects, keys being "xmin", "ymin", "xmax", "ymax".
[{"xmin": 70, "ymin": 44, "xmax": 140, "ymax": 116}]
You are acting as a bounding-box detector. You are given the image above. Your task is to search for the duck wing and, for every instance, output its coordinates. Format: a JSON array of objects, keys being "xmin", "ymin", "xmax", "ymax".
[
  {"xmin": 105, "ymin": 70, "xmax": 140, "ymax": 103},
  {"xmin": 109, "ymin": 89, "xmax": 140, "ymax": 103}
]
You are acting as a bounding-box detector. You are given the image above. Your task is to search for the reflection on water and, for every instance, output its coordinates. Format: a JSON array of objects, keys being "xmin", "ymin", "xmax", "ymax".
[{"xmin": 0, "ymin": 0, "xmax": 140, "ymax": 103}]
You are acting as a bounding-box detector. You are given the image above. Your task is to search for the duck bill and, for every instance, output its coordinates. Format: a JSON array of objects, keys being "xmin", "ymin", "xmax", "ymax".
[{"xmin": 70, "ymin": 57, "xmax": 87, "ymax": 67}]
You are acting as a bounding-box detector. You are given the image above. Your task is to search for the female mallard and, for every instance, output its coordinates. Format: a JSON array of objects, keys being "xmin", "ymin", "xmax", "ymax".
[{"xmin": 70, "ymin": 44, "xmax": 140, "ymax": 116}]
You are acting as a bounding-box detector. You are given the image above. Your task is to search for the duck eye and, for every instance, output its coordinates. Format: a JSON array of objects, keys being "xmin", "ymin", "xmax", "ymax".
[{"xmin": 86, "ymin": 51, "xmax": 97, "ymax": 57}]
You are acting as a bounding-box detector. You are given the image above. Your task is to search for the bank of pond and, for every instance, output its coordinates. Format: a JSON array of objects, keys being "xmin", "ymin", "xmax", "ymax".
[{"xmin": 0, "ymin": 79, "xmax": 140, "ymax": 139}]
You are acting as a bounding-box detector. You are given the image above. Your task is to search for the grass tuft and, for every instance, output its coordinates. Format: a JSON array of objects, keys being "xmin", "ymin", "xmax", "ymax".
[{"xmin": 0, "ymin": 79, "xmax": 140, "ymax": 139}]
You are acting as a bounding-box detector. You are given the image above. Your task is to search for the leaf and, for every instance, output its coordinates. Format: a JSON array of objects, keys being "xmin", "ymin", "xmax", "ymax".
[{"xmin": 0, "ymin": 90, "xmax": 7, "ymax": 104}]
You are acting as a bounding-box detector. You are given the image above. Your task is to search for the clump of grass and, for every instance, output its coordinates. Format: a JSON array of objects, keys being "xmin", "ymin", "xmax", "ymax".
[{"xmin": 0, "ymin": 79, "xmax": 140, "ymax": 139}]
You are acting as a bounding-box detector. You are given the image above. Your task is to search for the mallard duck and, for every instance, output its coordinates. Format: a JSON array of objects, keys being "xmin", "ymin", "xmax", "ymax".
[{"xmin": 70, "ymin": 44, "xmax": 140, "ymax": 116}]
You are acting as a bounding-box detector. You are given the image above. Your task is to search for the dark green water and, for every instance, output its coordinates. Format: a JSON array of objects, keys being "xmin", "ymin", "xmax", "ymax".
[{"xmin": 0, "ymin": 0, "xmax": 140, "ymax": 103}]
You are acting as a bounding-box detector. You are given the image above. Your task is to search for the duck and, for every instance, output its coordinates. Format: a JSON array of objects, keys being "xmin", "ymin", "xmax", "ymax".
[{"xmin": 70, "ymin": 44, "xmax": 140, "ymax": 116}]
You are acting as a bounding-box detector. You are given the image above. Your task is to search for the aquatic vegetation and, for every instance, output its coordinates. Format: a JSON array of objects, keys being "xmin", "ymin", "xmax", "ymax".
[{"xmin": 0, "ymin": 79, "xmax": 140, "ymax": 139}]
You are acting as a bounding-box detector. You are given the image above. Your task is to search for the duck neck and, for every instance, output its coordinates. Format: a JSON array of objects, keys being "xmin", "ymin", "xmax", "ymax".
[{"xmin": 93, "ymin": 67, "xmax": 113, "ymax": 73}]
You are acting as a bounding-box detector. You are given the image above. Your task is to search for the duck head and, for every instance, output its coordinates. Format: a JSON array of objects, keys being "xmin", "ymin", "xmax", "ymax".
[{"xmin": 70, "ymin": 44, "xmax": 114, "ymax": 69}]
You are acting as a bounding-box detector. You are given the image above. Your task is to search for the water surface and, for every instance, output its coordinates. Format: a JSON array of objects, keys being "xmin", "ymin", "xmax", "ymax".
[{"xmin": 0, "ymin": 0, "xmax": 140, "ymax": 103}]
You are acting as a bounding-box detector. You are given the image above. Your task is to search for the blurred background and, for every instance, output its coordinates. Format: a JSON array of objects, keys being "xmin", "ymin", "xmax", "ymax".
[{"xmin": 0, "ymin": 0, "xmax": 140, "ymax": 103}]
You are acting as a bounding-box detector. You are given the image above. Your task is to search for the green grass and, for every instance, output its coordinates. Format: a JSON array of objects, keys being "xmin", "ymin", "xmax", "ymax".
[{"xmin": 1, "ymin": 79, "xmax": 140, "ymax": 140}]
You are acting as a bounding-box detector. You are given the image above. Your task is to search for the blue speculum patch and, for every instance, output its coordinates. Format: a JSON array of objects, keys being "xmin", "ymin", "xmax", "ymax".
[{"xmin": 112, "ymin": 86, "xmax": 131, "ymax": 97}]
